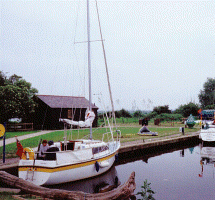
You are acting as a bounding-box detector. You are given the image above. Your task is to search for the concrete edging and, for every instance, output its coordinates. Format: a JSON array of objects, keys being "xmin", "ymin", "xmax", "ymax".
[{"xmin": 119, "ymin": 134, "xmax": 200, "ymax": 153}]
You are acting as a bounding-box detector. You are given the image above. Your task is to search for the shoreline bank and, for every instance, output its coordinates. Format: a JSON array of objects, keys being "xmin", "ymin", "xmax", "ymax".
[{"xmin": 0, "ymin": 132, "xmax": 200, "ymax": 171}]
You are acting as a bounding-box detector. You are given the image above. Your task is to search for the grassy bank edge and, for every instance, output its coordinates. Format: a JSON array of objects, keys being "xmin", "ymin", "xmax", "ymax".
[{"xmin": 0, "ymin": 125, "xmax": 200, "ymax": 159}]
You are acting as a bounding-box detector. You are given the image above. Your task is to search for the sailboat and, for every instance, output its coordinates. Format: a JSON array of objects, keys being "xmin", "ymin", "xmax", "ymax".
[{"xmin": 18, "ymin": 0, "xmax": 121, "ymax": 186}]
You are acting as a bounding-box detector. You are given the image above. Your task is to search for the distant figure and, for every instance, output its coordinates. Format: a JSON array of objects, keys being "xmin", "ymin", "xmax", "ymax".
[
  {"xmin": 142, "ymin": 118, "xmax": 148, "ymax": 126},
  {"xmin": 38, "ymin": 140, "xmax": 49, "ymax": 159}
]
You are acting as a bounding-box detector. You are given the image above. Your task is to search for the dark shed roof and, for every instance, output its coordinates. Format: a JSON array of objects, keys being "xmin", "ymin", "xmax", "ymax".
[{"xmin": 37, "ymin": 95, "xmax": 98, "ymax": 109}]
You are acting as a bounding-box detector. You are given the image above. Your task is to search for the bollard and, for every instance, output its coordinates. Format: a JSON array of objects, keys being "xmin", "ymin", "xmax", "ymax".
[
  {"xmin": 182, "ymin": 127, "xmax": 184, "ymax": 135},
  {"xmin": 179, "ymin": 127, "xmax": 185, "ymax": 135}
]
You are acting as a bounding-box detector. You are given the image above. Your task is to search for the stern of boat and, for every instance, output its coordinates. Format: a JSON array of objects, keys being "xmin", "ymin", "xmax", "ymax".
[{"xmin": 18, "ymin": 160, "xmax": 51, "ymax": 186}]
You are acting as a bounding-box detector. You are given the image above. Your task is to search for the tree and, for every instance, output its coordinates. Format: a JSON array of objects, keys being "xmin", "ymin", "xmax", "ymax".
[
  {"xmin": 0, "ymin": 71, "xmax": 7, "ymax": 86},
  {"xmin": 133, "ymin": 110, "xmax": 144, "ymax": 118},
  {"xmin": 198, "ymin": 78, "xmax": 215, "ymax": 108},
  {"xmin": 0, "ymin": 71, "xmax": 38, "ymax": 123},
  {"xmin": 174, "ymin": 102, "xmax": 200, "ymax": 118},
  {"xmin": 115, "ymin": 109, "xmax": 132, "ymax": 118},
  {"xmin": 153, "ymin": 105, "xmax": 171, "ymax": 114}
]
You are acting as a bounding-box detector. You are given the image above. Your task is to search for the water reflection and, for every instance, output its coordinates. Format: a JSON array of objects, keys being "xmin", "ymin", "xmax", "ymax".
[
  {"xmin": 116, "ymin": 139, "xmax": 199, "ymax": 166},
  {"xmin": 116, "ymin": 143, "xmax": 215, "ymax": 200},
  {"xmin": 47, "ymin": 141, "xmax": 215, "ymax": 199},
  {"xmin": 199, "ymin": 143, "xmax": 215, "ymax": 178},
  {"xmin": 47, "ymin": 166, "xmax": 120, "ymax": 194}
]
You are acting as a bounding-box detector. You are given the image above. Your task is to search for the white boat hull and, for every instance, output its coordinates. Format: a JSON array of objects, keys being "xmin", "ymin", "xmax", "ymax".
[
  {"xmin": 19, "ymin": 153, "xmax": 116, "ymax": 185},
  {"xmin": 19, "ymin": 141, "xmax": 120, "ymax": 185},
  {"xmin": 199, "ymin": 128, "xmax": 215, "ymax": 142}
]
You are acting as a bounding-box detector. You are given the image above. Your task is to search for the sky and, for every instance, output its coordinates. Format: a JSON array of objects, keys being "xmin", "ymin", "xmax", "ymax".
[{"xmin": 1, "ymin": 0, "xmax": 215, "ymax": 111}]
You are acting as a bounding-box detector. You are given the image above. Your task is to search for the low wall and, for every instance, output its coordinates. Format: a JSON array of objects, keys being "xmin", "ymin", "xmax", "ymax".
[
  {"xmin": 119, "ymin": 134, "xmax": 200, "ymax": 154},
  {"xmin": 6, "ymin": 123, "xmax": 33, "ymax": 131}
]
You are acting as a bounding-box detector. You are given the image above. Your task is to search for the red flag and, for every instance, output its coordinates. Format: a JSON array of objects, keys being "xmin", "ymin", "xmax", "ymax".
[
  {"xmin": 198, "ymin": 109, "xmax": 202, "ymax": 120},
  {"xmin": 16, "ymin": 138, "xmax": 24, "ymax": 158}
]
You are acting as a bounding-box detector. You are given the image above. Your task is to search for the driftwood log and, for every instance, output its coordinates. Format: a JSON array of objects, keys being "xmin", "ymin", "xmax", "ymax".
[{"xmin": 0, "ymin": 170, "xmax": 136, "ymax": 200}]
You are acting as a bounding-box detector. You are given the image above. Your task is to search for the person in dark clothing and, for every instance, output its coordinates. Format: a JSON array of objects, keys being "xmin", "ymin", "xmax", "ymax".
[
  {"xmin": 47, "ymin": 140, "xmax": 59, "ymax": 152},
  {"xmin": 45, "ymin": 140, "xmax": 59, "ymax": 160}
]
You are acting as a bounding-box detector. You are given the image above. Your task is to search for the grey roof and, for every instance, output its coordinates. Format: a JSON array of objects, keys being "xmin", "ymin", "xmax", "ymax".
[{"xmin": 37, "ymin": 95, "xmax": 98, "ymax": 109}]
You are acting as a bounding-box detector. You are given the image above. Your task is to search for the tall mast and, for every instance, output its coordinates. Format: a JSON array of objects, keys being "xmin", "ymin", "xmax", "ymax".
[
  {"xmin": 95, "ymin": 1, "xmax": 117, "ymax": 129},
  {"xmin": 87, "ymin": 0, "xmax": 93, "ymax": 139}
]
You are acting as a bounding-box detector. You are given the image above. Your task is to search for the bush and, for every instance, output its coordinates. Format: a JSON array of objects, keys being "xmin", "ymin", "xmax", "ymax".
[
  {"xmin": 174, "ymin": 102, "xmax": 200, "ymax": 117},
  {"xmin": 115, "ymin": 109, "xmax": 132, "ymax": 118},
  {"xmin": 154, "ymin": 113, "xmax": 183, "ymax": 122},
  {"xmin": 143, "ymin": 112, "xmax": 158, "ymax": 120},
  {"xmin": 133, "ymin": 110, "xmax": 144, "ymax": 118}
]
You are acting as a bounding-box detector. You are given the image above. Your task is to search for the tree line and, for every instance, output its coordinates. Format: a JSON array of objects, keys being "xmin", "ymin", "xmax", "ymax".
[{"xmin": 0, "ymin": 70, "xmax": 215, "ymax": 124}]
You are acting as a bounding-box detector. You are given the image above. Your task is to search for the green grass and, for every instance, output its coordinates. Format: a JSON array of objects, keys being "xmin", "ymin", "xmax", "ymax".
[
  {"xmin": 0, "ymin": 124, "xmax": 200, "ymax": 159},
  {"xmin": 117, "ymin": 126, "xmax": 199, "ymax": 143},
  {"xmin": 0, "ymin": 192, "xmax": 17, "ymax": 200},
  {"xmin": 3, "ymin": 131, "xmax": 40, "ymax": 140},
  {"xmin": 0, "ymin": 128, "xmax": 114, "ymax": 158},
  {"xmin": 0, "ymin": 193, "xmax": 44, "ymax": 200}
]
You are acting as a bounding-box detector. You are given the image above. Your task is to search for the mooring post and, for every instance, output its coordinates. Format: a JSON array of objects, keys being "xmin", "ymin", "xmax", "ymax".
[
  {"xmin": 3, "ymin": 122, "xmax": 6, "ymax": 163},
  {"xmin": 0, "ymin": 123, "xmax": 6, "ymax": 163},
  {"xmin": 182, "ymin": 127, "xmax": 185, "ymax": 135}
]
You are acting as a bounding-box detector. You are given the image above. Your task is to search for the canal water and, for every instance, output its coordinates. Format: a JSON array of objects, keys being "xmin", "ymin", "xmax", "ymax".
[{"xmin": 49, "ymin": 143, "xmax": 215, "ymax": 200}]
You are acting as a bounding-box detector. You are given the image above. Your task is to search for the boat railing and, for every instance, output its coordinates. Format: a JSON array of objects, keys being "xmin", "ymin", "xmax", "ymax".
[
  {"xmin": 102, "ymin": 129, "xmax": 121, "ymax": 143},
  {"xmin": 116, "ymin": 130, "xmax": 121, "ymax": 142},
  {"xmin": 102, "ymin": 132, "xmax": 112, "ymax": 143}
]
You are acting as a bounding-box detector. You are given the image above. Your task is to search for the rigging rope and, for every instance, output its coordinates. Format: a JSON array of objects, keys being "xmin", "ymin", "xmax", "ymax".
[{"xmin": 95, "ymin": 0, "xmax": 117, "ymax": 130}]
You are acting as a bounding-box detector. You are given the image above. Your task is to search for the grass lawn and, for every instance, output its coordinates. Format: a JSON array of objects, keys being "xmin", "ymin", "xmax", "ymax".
[
  {"xmin": 116, "ymin": 125, "xmax": 199, "ymax": 143},
  {"xmin": 0, "ymin": 192, "xmax": 16, "ymax": 200},
  {"xmin": 0, "ymin": 123, "xmax": 200, "ymax": 159},
  {"xmin": 3, "ymin": 131, "xmax": 41, "ymax": 140},
  {"xmin": 0, "ymin": 192, "xmax": 42, "ymax": 200}
]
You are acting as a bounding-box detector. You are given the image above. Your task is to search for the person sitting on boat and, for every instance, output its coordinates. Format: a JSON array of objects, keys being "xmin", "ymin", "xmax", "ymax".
[
  {"xmin": 38, "ymin": 139, "xmax": 49, "ymax": 159},
  {"xmin": 45, "ymin": 140, "xmax": 59, "ymax": 160},
  {"xmin": 47, "ymin": 140, "xmax": 59, "ymax": 152}
]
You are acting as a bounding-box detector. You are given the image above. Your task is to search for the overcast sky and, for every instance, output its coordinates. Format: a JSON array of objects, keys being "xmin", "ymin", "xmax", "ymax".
[{"xmin": 1, "ymin": 0, "xmax": 215, "ymax": 111}]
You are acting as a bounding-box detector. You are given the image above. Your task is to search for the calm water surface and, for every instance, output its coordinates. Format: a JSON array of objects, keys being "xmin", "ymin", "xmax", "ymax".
[{"xmin": 50, "ymin": 144, "xmax": 215, "ymax": 200}]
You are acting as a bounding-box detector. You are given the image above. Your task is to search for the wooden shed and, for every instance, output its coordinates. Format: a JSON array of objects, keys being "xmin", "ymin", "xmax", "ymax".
[{"xmin": 33, "ymin": 95, "xmax": 98, "ymax": 130}]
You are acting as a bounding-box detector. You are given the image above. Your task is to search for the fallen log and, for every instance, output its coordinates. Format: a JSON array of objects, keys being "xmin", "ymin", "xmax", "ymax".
[{"xmin": 0, "ymin": 170, "xmax": 136, "ymax": 200}]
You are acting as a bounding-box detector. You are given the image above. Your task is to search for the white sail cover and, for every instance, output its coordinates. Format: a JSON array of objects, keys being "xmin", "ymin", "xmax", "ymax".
[{"xmin": 59, "ymin": 111, "xmax": 95, "ymax": 128}]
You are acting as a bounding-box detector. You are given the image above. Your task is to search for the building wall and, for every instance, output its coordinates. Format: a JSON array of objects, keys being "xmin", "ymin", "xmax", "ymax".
[{"xmin": 33, "ymin": 98, "xmax": 98, "ymax": 130}]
